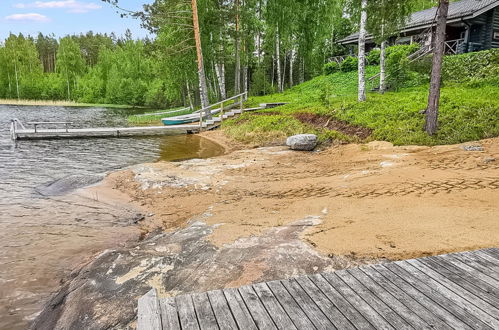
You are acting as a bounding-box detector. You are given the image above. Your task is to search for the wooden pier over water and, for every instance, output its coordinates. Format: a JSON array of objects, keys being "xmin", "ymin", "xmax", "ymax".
[
  {"xmin": 9, "ymin": 93, "xmax": 286, "ymax": 141},
  {"xmin": 138, "ymin": 248, "xmax": 499, "ymax": 329}
]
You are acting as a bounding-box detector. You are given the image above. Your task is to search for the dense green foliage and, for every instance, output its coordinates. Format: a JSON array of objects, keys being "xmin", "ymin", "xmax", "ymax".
[
  {"xmin": 223, "ymin": 51, "xmax": 499, "ymax": 146},
  {"xmin": 323, "ymin": 62, "xmax": 340, "ymax": 75},
  {"xmin": 340, "ymin": 56, "xmax": 359, "ymax": 72}
]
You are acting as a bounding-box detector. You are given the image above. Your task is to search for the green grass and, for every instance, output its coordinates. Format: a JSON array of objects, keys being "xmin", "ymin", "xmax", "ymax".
[
  {"xmin": 223, "ymin": 66, "xmax": 499, "ymax": 146},
  {"xmin": 0, "ymin": 98, "xmax": 138, "ymax": 108}
]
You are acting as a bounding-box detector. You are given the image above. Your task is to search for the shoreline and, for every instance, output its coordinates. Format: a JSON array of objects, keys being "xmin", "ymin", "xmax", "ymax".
[
  {"xmin": 33, "ymin": 132, "xmax": 499, "ymax": 328},
  {"xmin": 0, "ymin": 99, "xmax": 141, "ymax": 108}
]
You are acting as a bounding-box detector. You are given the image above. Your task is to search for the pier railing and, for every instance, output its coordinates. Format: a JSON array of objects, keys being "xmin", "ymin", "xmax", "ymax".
[{"xmin": 199, "ymin": 92, "xmax": 248, "ymax": 131}]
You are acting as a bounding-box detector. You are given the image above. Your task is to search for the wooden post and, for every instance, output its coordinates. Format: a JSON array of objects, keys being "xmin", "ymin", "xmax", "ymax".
[
  {"xmin": 220, "ymin": 101, "xmax": 224, "ymax": 122},
  {"xmin": 240, "ymin": 94, "xmax": 244, "ymax": 113},
  {"xmin": 199, "ymin": 110, "xmax": 203, "ymax": 132}
]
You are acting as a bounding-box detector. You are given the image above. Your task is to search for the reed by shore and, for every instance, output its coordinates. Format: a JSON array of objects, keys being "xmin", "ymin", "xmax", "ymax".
[{"xmin": 0, "ymin": 99, "xmax": 135, "ymax": 108}]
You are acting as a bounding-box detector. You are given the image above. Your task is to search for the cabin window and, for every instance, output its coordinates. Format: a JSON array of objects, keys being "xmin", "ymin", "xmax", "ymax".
[{"xmin": 494, "ymin": 30, "xmax": 499, "ymax": 40}]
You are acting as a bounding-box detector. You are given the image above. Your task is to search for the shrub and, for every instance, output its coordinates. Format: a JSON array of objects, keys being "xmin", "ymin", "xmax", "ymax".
[
  {"xmin": 340, "ymin": 56, "xmax": 358, "ymax": 72},
  {"xmin": 367, "ymin": 49, "xmax": 381, "ymax": 65},
  {"xmin": 443, "ymin": 49, "xmax": 499, "ymax": 85},
  {"xmin": 385, "ymin": 44, "xmax": 420, "ymax": 90},
  {"xmin": 323, "ymin": 62, "xmax": 340, "ymax": 75}
]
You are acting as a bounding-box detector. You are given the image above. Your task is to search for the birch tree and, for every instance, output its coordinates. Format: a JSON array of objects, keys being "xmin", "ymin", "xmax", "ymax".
[{"xmin": 358, "ymin": 0, "xmax": 368, "ymax": 102}]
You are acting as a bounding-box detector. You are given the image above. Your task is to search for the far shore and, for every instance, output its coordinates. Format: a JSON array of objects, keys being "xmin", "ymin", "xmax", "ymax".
[{"xmin": 0, "ymin": 98, "xmax": 141, "ymax": 109}]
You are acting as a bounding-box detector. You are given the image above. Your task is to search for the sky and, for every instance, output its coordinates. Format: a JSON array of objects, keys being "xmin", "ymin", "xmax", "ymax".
[{"xmin": 0, "ymin": 0, "xmax": 152, "ymax": 40}]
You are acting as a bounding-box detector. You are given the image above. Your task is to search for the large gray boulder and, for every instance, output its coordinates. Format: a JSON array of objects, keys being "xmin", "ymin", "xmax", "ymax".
[{"xmin": 286, "ymin": 134, "xmax": 317, "ymax": 151}]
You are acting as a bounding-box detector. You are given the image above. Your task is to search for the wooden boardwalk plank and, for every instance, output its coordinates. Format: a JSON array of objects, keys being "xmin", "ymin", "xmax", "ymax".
[
  {"xmin": 265, "ymin": 280, "xmax": 317, "ymax": 329},
  {"xmin": 422, "ymin": 256, "xmax": 499, "ymax": 305},
  {"xmin": 206, "ymin": 290, "xmax": 238, "ymax": 330},
  {"xmin": 371, "ymin": 264, "xmax": 473, "ymax": 329},
  {"xmin": 386, "ymin": 262, "xmax": 492, "ymax": 329},
  {"xmin": 445, "ymin": 255, "xmax": 499, "ymax": 287},
  {"xmin": 294, "ymin": 276, "xmax": 355, "ymax": 329},
  {"xmin": 192, "ymin": 293, "xmax": 219, "ymax": 330},
  {"xmin": 407, "ymin": 259, "xmax": 499, "ymax": 327},
  {"xmin": 347, "ymin": 267, "xmax": 431, "ymax": 329},
  {"xmin": 138, "ymin": 289, "xmax": 163, "ymax": 330},
  {"xmin": 252, "ymin": 282, "xmax": 297, "ymax": 330},
  {"xmin": 483, "ymin": 248, "xmax": 499, "ymax": 259},
  {"xmin": 238, "ymin": 285, "xmax": 277, "ymax": 329},
  {"xmin": 335, "ymin": 270, "xmax": 412, "ymax": 329},
  {"xmin": 280, "ymin": 278, "xmax": 335, "ymax": 329},
  {"xmin": 321, "ymin": 272, "xmax": 394, "ymax": 329},
  {"xmin": 359, "ymin": 267, "xmax": 452, "ymax": 330},
  {"xmin": 223, "ymin": 288, "xmax": 258, "ymax": 330},
  {"xmin": 158, "ymin": 298, "xmax": 180, "ymax": 330},
  {"xmin": 308, "ymin": 273, "xmax": 374, "ymax": 329},
  {"xmin": 175, "ymin": 294, "xmax": 201, "ymax": 330},
  {"xmin": 138, "ymin": 249, "xmax": 499, "ymax": 330}
]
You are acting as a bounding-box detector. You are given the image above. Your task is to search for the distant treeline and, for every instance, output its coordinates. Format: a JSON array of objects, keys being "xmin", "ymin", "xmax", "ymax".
[{"xmin": 0, "ymin": 0, "xmax": 442, "ymax": 108}]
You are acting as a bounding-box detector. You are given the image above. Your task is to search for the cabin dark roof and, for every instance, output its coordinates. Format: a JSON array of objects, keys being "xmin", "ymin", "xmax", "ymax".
[{"xmin": 340, "ymin": 0, "xmax": 499, "ymax": 44}]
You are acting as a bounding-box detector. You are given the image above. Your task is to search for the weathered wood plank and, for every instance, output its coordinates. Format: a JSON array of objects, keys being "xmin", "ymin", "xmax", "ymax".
[
  {"xmin": 175, "ymin": 294, "xmax": 201, "ymax": 330},
  {"xmin": 483, "ymin": 248, "xmax": 499, "ymax": 259},
  {"xmin": 265, "ymin": 280, "xmax": 317, "ymax": 329},
  {"xmin": 386, "ymin": 262, "xmax": 492, "ymax": 329},
  {"xmin": 192, "ymin": 292, "xmax": 219, "ymax": 330},
  {"xmin": 138, "ymin": 289, "xmax": 163, "ymax": 330},
  {"xmin": 252, "ymin": 282, "xmax": 297, "ymax": 329},
  {"xmin": 445, "ymin": 255, "xmax": 499, "ymax": 287},
  {"xmin": 294, "ymin": 276, "xmax": 355, "ymax": 329},
  {"xmin": 347, "ymin": 267, "xmax": 432, "ymax": 329},
  {"xmin": 223, "ymin": 288, "xmax": 258, "ymax": 330},
  {"xmin": 280, "ymin": 278, "xmax": 335, "ymax": 329},
  {"xmin": 422, "ymin": 256, "xmax": 499, "ymax": 305},
  {"xmin": 238, "ymin": 285, "xmax": 277, "ymax": 329},
  {"xmin": 308, "ymin": 273, "xmax": 373, "ymax": 329},
  {"xmin": 371, "ymin": 264, "xmax": 472, "ymax": 329},
  {"xmin": 335, "ymin": 270, "xmax": 412, "ymax": 329},
  {"xmin": 159, "ymin": 298, "xmax": 181, "ymax": 330},
  {"xmin": 407, "ymin": 259, "xmax": 499, "ymax": 327},
  {"xmin": 470, "ymin": 250, "xmax": 499, "ymax": 270},
  {"xmin": 456, "ymin": 251, "xmax": 499, "ymax": 278},
  {"xmin": 206, "ymin": 290, "xmax": 238, "ymax": 330},
  {"xmin": 322, "ymin": 272, "xmax": 394, "ymax": 329},
  {"xmin": 359, "ymin": 267, "xmax": 451, "ymax": 330}
]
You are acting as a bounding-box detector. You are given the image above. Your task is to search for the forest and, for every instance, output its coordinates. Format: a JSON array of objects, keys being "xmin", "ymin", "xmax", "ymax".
[{"xmin": 0, "ymin": 0, "xmax": 439, "ymax": 108}]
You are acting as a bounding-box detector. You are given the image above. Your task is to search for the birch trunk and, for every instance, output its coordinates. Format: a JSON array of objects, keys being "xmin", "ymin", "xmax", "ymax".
[
  {"xmin": 425, "ymin": 0, "xmax": 449, "ymax": 135},
  {"xmin": 191, "ymin": 0, "xmax": 210, "ymax": 116},
  {"xmin": 234, "ymin": 0, "xmax": 241, "ymax": 94},
  {"xmin": 186, "ymin": 81, "xmax": 194, "ymax": 110},
  {"xmin": 358, "ymin": 0, "xmax": 368, "ymax": 102},
  {"xmin": 281, "ymin": 52, "xmax": 287, "ymax": 91},
  {"xmin": 215, "ymin": 62, "xmax": 226, "ymax": 99},
  {"xmin": 14, "ymin": 62, "xmax": 20, "ymax": 100},
  {"xmin": 289, "ymin": 49, "xmax": 294, "ymax": 87},
  {"xmin": 276, "ymin": 32, "xmax": 282, "ymax": 93},
  {"xmin": 380, "ymin": 40, "xmax": 387, "ymax": 94}
]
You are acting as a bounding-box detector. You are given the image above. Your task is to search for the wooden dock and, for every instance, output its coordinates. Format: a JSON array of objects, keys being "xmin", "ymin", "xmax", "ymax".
[
  {"xmin": 11, "ymin": 124, "xmax": 201, "ymax": 140},
  {"xmin": 138, "ymin": 248, "xmax": 499, "ymax": 329}
]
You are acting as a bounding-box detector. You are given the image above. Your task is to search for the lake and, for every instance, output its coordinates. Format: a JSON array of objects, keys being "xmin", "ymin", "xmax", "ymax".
[{"xmin": 0, "ymin": 105, "xmax": 224, "ymax": 329}]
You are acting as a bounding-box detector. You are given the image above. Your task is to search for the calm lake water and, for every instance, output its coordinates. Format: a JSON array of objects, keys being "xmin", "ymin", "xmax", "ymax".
[{"xmin": 0, "ymin": 105, "xmax": 224, "ymax": 329}]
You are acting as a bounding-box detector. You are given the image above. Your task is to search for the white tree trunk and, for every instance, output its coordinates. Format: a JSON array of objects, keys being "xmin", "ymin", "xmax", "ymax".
[
  {"xmin": 186, "ymin": 81, "xmax": 194, "ymax": 110},
  {"xmin": 276, "ymin": 32, "xmax": 282, "ymax": 93},
  {"xmin": 380, "ymin": 40, "xmax": 387, "ymax": 94},
  {"xmin": 14, "ymin": 62, "xmax": 20, "ymax": 100},
  {"xmin": 358, "ymin": 0, "xmax": 368, "ymax": 102},
  {"xmin": 215, "ymin": 62, "xmax": 226, "ymax": 100}
]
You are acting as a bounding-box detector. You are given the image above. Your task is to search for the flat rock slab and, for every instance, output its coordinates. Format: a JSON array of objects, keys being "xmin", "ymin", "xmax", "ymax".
[
  {"xmin": 286, "ymin": 134, "xmax": 317, "ymax": 151},
  {"xmin": 32, "ymin": 217, "xmax": 378, "ymax": 330}
]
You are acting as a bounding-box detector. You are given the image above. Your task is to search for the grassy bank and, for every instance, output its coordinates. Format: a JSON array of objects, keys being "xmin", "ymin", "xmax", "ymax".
[
  {"xmin": 223, "ymin": 66, "xmax": 499, "ymax": 146},
  {"xmin": 127, "ymin": 107, "xmax": 193, "ymax": 124},
  {"xmin": 0, "ymin": 99, "xmax": 137, "ymax": 108}
]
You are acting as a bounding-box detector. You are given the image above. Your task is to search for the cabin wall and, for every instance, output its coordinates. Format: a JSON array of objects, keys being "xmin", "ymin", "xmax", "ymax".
[{"xmin": 491, "ymin": 8, "xmax": 499, "ymax": 49}]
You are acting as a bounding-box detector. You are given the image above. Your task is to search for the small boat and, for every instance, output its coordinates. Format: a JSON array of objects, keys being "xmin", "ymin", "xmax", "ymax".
[{"xmin": 162, "ymin": 108, "xmax": 222, "ymax": 126}]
